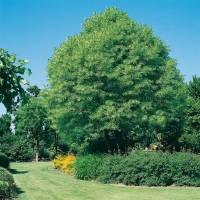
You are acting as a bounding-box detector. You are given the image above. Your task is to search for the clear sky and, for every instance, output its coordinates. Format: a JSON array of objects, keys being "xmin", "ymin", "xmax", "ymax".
[{"xmin": 0, "ymin": 0, "xmax": 200, "ymax": 115}]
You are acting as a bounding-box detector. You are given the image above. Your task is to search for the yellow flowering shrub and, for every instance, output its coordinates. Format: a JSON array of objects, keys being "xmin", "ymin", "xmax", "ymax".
[
  {"xmin": 52, "ymin": 154, "xmax": 76, "ymax": 174},
  {"xmin": 52, "ymin": 155, "xmax": 64, "ymax": 169}
]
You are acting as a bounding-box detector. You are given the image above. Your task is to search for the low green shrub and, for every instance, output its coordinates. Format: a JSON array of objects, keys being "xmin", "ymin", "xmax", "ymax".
[
  {"xmin": 98, "ymin": 154, "xmax": 124, "ymax": 184},
  {"xmin": 0, "ymin": 167, "xmax": 16, "ymax": 199},
  {"xmin": 170, "ymin": 152, "xmax": 200, "ymax": 186},
  {"xmin": 73, "ymin": 154, "xmax": 103, "ymax": 180},
  {"xmin": 74, "ymin": 151, "xmax": 200, "ymax": 187},
  {"xmin": 0, "ymin": 152, "xmax": 10, "ymax": 169},
  {"xmin": 98, "ymin": 151, "xmax": 200, "ymax": 186}
]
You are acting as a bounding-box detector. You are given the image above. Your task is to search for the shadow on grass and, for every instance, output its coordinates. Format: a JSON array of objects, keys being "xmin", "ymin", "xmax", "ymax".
[
  {"xmin": 10, "ymin": 169, "xmax": 29, "ymax": 175},
  {"xmin": 15, "ymin": 185, "xmax": 25, "ymax": 195},
  {"xmin": 10, "ymin": 169, "xmax": 27, "ymax": 199}
]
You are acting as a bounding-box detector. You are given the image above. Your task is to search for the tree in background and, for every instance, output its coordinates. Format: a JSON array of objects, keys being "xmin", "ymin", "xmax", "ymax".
[
  {"xmin": 14, "ymin": 86, "xmax": 46, "ymax": 161},
  {"xmin": 0, "ymin": 49, "xmax": 32, "ymax": 112},
  {"xmin": 44, "ymin": 7, "xmax": 187, "ymax": 154},
  {"xmin": 13, "ymin": 85, "xmax": 57, "ymax": 160},
  {"xmin": 0, "ymin": 114, "xmax": 12, "ymax": 136},
  {"xmin": 0, "ymin": 113, "xmax": 34, "ymax": 161},
  {"xmin": 180, "ymin": 76, "xmax": 200, "ymax": 152},
  {"xmin": 27, "ymin": 85, "xmax": 41, "ymax": 97}
]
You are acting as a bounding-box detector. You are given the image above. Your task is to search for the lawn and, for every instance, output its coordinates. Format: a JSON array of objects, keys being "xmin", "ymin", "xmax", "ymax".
[{"xmin": 11, "ymin": 161, "xmax": 200, "ymax": 200}]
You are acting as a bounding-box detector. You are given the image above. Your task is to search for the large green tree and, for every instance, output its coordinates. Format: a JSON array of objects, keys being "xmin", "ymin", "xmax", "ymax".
[
  {"xmin": 0, "ymin": 49, "xmax": 31, "ymax": 112},
  {"xmin": 44, "ymin": 7, "xmax": 187, "ymax": 153}
]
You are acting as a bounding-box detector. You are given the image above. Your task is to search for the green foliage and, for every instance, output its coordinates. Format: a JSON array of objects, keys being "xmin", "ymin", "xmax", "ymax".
[
  {"xmin": 0, "ymin": 133, "xmax": 34, "ymax": 161},
  {"xmin": 11, "ymin": 136, "xmax": 34, "ymax": 161},
  {"xmin": 27, "ymin": 85, "xmax": 41, "ymax": 97},
  {"xmin": 0, "ymin": 133, "xmax": 17, "ymax": 159},
  {"xmin": 188, "ymin": 75, "xmax": 200, "ymax": 99},
  {"xmin": 170, "ymin": 153, "xmax": 200, "ymax": 186},
  {"xmin": 97, "ymin": 154, "xmax": 124, "ymax": 184},
  {"xmin": 0, "ymin": 167, "xmax": 16, "ymax": 199},
  {"xmin": 73, "ymin": 154, "xmax": 103, "ymax": 180},
  {"xmin": 13, "ymin": 86, "xmax": 57, "ymax": 161},
  {"xmin": 0, "ymin": 153, "xmax": 10, "ymax": 169},
  {"xmin": 180, "ymin": 76, "xmax": 200, "ymax": 152},
  {"xmin": 0, "ymin": 114, "xmax": 12, "ymax": 136},
  {"xmin": 0, "ymin": 48, "xmax": 31, "ymax": 112},
  {"xmin": 14, "ymin": 95, "xmax": 46, "ymax": 162},
  {"xmin": 74, "ymin": 152, "xmax": 200, "ymax": 186},
  {"xmin": 44, "ymin": 7, "xmax": 187, "ymax": 153},
  {"xmin": 98, "ymin": 151, "xmax": 200, "ymax": 186}
]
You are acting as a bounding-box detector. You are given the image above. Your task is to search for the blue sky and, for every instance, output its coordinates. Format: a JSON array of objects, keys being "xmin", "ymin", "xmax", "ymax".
[{"xmin": 0, "ymin": 0, "xmax": 200, "ymax": 114}]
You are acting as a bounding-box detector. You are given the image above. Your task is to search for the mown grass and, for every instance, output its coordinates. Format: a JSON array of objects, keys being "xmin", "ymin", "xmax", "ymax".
[{"xmin": 11, "ymin": 161, "xmax": 200, "ymax": 200}]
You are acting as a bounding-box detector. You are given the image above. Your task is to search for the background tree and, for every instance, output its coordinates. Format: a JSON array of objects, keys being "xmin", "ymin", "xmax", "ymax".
[
  {"xmin": 0, "ymin": 113, "xmax": 34, "ymax": 161},
  {"xmin": 27, "ymin": 85, "xmax": 41, "ymax": 97},
  {"xmin": 180, "ymin": 75, "xmax": 200, "ymax": 152},
  {"xmin": 44, "ymin": 7, "xmax": 187, "ymax": 154},
  {"xmin": 0, "ymin": 114, "xmax": 12, "ymax": 136},
  {"xmin": 0, "ymin": 49, "xmax": 31, "ymax": 112},
  {"xmin": 14, "ymin": 85, "xmax": 57, "ymax": 160},
  {"xmin": 14, "ymin": 86, "xmax": 46, "ymax": 161}
]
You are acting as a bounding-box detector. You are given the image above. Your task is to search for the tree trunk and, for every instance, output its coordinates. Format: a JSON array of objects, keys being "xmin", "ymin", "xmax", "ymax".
[
  {"xmin": 54, "ymin": 131, "xmax": 58, "ymax": 155},
  {"xmin": 35, "ymin": 134, "xmax": 39, "ymax": 162},
  {"xmin": 104, "ymin": 131, "xmax": 111, "ymax": 154},
  {"xmin": 114, "ymin": 131, "xmax": 122, "ymax": 154}
]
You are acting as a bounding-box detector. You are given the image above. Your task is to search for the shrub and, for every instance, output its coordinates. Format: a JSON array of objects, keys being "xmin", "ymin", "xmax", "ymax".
[
  {"xmin": 0, "ymin": 133, "xmax": 34, "ymax": 161},
  {"xmin": 170, "ymin": 153, "xmax": 200, "ymax": 186},
  {"xmin": 73, "ymin": 154, "xmax": 103, "ymax": 180},
  {"xmin": 52, "ymin": 154, "xmax": 76, "ymax": 174},
  {"xmin": 98, "ymin": 151, "xmax": 200, "ymax": 186},
  {"xmin": 10, "ymin": 137, "xmax": 34, "ymax": 161},
  {"xmin": 0, "ymin": 153, "xmax": 10, "ymax": 169},
  {"xmin": 98, "ymin": 154, "xmax": 124, "ymax": 184},
  {"xmin": 0, "ymin": 167, "xmax": 16, "ymax": 199}
]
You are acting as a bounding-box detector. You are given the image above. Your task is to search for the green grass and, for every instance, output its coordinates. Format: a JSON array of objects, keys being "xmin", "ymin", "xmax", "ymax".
[{"xmin": 11, "ymin": 161, "xmax": 200, "ymax": 200}]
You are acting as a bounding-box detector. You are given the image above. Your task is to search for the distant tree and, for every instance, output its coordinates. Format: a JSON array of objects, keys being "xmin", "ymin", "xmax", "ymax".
[
  {"xmin": 0, "ymin": 49, "xmax": 31, "ymax": 112},
  {"xmin": 44, "ymin": 7, "xmax": 187, "ymax": 153},
  {"xmin": 180, "ymin": 76, "xmax": 200, "ymax": 152},
  {"xmin": 27, "ymin": 85, "xmax": 41, "ymax": 97},
  {"xmin": 14, "ymin": 86, "xmax": 45, "ymax": 161},
  {"xmin": 0, "ymin": 114, "xmax": 12, "ymax": 136}
]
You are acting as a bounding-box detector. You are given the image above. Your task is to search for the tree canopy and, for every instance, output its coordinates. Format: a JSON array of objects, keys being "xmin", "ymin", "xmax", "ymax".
[
  {"xmin": 180, "ymin": 76, "xmax": 200, "ymax": 152},
  {"xmin": 44, "ymin": 7, "xmax": 187, "ymax": 153},
  {"xmin": 0, "ymin": 49, "xmax": 31, "ymax": 112}
]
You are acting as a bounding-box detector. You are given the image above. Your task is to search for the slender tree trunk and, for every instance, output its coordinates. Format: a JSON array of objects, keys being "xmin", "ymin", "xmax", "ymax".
[
  {"xmin": 35, "ymin": 134, "xmax": 39, "ymax": 162},
  {"xmin": 114, "ymin": 131, "xmax": 121, "ymax": 154},
  {"xmin": 114, "ymin": 130, "xmax": 126, "ymax": 154},
  {"xmin": 104, "ymin": 131, "xmax": 111, "ymax": 154},
  {"xmin": 54, "ymin": 131, "xmax": 58, "ymax": 155}
]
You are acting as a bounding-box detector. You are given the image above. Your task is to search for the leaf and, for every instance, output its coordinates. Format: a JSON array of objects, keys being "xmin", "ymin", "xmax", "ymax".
[
  {"xmin": 24, "ymin": 59, "xmax": 29, "ymax": 63},
  {"xmin": 17, "ymin": 67, "xmax": 26, "ymax": 74},
  {"xmin": 0, "ymin": 60, "xmax": 3, "ymax": 67},
  {"xmin": 28, "ymin": 68, "xmax": 32, "ymax": 76},
  {"xmin": 0, "ymin": 95, "xmax": 3, "ymax": 102},
  {"xmin": 20, "ymin": 78, "xmax": 29, "ymax": 85},
  {"xmin": 0, "ymin": 78, "xmax": 4, "ymax": 86},
  {"xmin": 8, "ymin": 54, "xmax": 16, "ymax": 63},
  {"xmin": 18, "ymin": 59, "xmax": 29, "ymax": 65}
]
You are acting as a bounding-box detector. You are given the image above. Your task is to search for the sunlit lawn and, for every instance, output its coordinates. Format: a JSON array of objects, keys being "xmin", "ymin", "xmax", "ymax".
[{"xmin": 11, "ymin": 162, "xmax": 200, "ymax": 200}]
